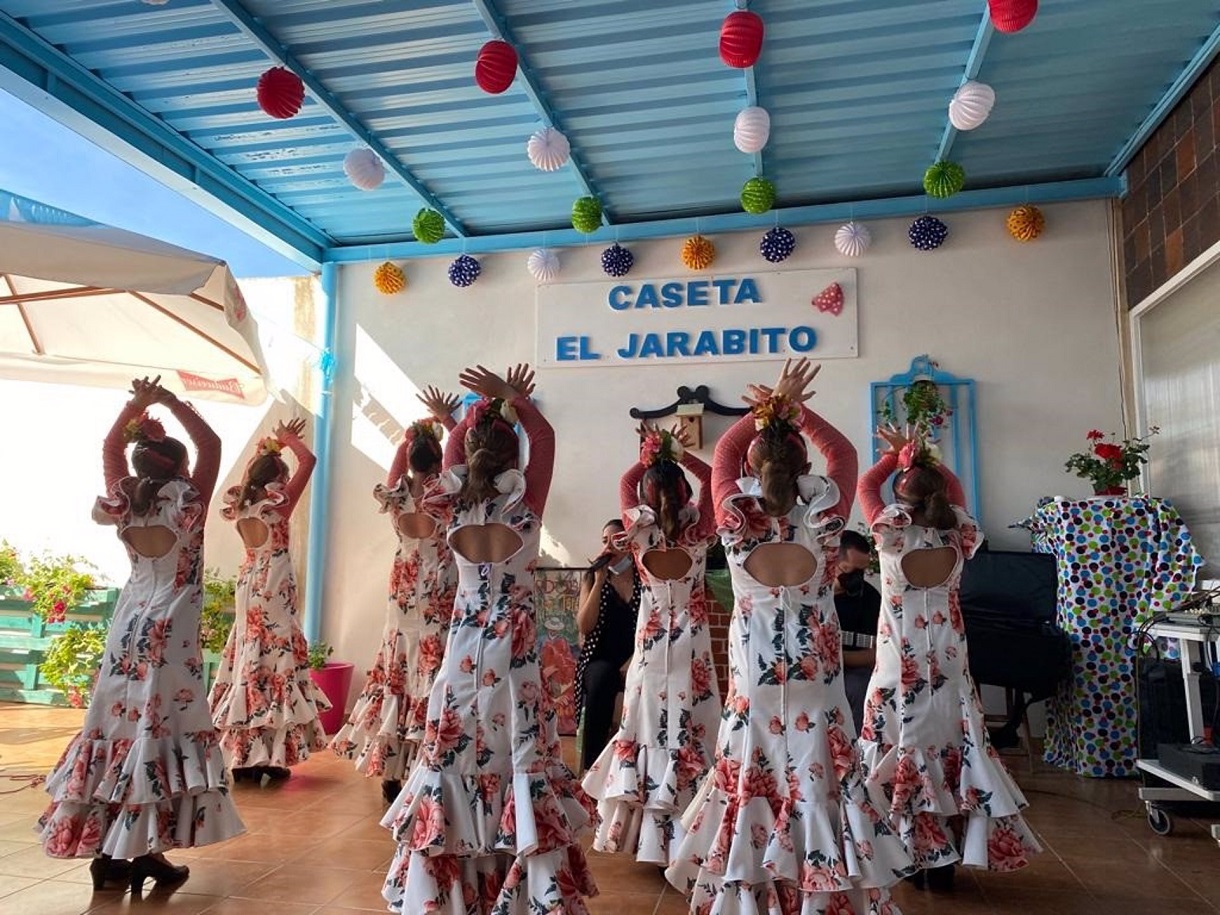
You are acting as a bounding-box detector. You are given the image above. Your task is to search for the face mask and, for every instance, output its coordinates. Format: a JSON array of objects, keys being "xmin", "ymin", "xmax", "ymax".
[{"xmin": 610, "ymin": 556, "xmax": 634, "ymax": 575}]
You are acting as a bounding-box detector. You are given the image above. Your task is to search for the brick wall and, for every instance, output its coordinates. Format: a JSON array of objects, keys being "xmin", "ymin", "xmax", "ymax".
[
  {"xmin": 708, "ymin": 597, "xmax": 731, "ymax": 697},
  {"xmin": 1122, "ymin": 58, "xmax": 1220, "ymax": 306}
]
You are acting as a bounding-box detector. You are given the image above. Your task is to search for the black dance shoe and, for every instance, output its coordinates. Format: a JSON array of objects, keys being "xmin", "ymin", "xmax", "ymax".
[
  {"xmin": 904, "ymin": 870, "xmax": 926, "ymax": 890},
  {"xmin": 89, "ymin": 855, "xmax": 131, "ymax": 890},
  {"xmin": 263, "ymin": 766, "xmax": 292, "ymax": 781},
  {"xmin": 129, "ymin": 854, "xmax": 189, "ymax": 894},
  {"xmin": 926, "ymin": 864, "xmax": 956, "ymax": 892},
  {"xmin": 381, "ymin": 779, "xmax": 402, "ymax": 805}
]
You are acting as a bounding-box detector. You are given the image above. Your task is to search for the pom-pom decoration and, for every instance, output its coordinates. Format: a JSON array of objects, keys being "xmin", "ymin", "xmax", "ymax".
[
  {"xmin": 812, "ymin": 283, "xmax": 844, "ymax": 316},
  {"xmin": 448, "ymin": 254, "xmax": 481, "ymax": 287},
  {"xmin": 759, "ymin": 227, "xmax": 796, "ymax": 263},
  {"xmin": 601, "ymin": 244, "xmax": 634, "ymax": 278},
  {"xmin": 741, "ymin": 176, "xmax": 776, "ymax": 215},
  {"xmin": 909, "ymin": 215, "xmax": 949, "ymax": 251},
  {"xmin": 526, "ymin": 127, "xmax": 570, "ymax": 172},
  {"xmin": 412, "ymin": 208, "xmax": 446, "ymax": 244},
  {"xmin": 256, "ymin": 66, "xmax": 305, "ymax": 120},
  {"xmin": 1006, "ymin": 205, "xmax": 1045, "ymax": 242},
  {"xmin": 343, "ymin": 148, "xmax": 385, "ymax": 191},
  {"xmin": 988, "ymin": 0, "xmax": 1038, "ymax": 34},
  {"xmin": 527, "ymin": 248, "xmax": 560, "ymax": 283},
  {"xmin": 923, "ymin": 160, "xmax": 966, "ymax": 199},
  {"xmin": 719, "ymin": 10, "xmax": 765, "ymax": 69},
  {"xmin": 948, "ymin": 81, "xmax": 996, "ymax": 131},
  {"xmin": 834, "ymin": 222, "xmax": 872, "ymax": 257},
  {"xmin": 572, "ymin": 196, "xmax": 603, "ymax": 234},
  {"xmin": 733, "ymin": 107, "xmax": 771, "ymax": 154},
  {"xmin": 681, "ymin": 235, "xmax": 716, "ymax": 271},
  {"xmin": 475, "ymin": 40, "xmax": 518, "ymax": 94},
  {"xmin": 374, "ymin": 261, "xmax": 406, "ymax": 295}
]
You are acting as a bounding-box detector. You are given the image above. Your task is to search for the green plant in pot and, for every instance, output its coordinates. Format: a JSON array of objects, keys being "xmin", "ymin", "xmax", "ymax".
[
  {"xmin": 14, "ymin": 551, "xmax": 96, "ymax": 623},
  {"xmin": 40, "ymin": 622, "xmax": 108, "ymax": 708},
  {"xmin": 307, "ymin": 639, "xmax": 353, "ymax": 736}
]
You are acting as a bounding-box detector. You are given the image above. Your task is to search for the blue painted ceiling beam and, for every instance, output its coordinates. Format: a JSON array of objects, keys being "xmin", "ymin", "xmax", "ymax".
[
  {"xmin": 208, "ymin": 0, "xmax": 468, "ymax": 237},
  {"xmin": 935, "ymin": 6, "xmax": 994, "ymax": 163},
  {"xmin": 737, "ymin": 0, "xmax": 763, "ymax": 176},
  {"xmin": 469, "ymin": 0, "xmax": 610, "ymax": 226}
]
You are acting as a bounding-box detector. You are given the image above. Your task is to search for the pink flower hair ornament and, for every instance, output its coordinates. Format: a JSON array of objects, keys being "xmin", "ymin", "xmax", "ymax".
[
  {"xmin": 123, "ymin": 413, "xmax": 166, "ymax": 444},
  {"xmin": 468, "ymin": 397, "xmax": 518, "ymax": 431},
  {"xmin": 897, "ymin": 438, "xmax": 941, "ymax": 471},
  {"xmin": 255, "ymin": 436, "xmax": 283, "ymax": 457},
  {"xmin": 404, "ymin": 418, "xmax": 445, "ymax": 447},
  {"xmin": 639, "ymin": 429, "xmax": 684, "ymax": 467}
]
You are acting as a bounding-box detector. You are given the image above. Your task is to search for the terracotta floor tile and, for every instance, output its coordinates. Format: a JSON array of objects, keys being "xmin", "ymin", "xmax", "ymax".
[
  {"xmin": 0, "ymin": 838, "xmax": 37, "ymax": 858},
  {"xmin": 0, "ymin": 817, "xmax": 42, "ymax": 842},
  {"xmin": 235, "ymin": 863, "xmax": 364, "ymax": 905},
  {"xmin": 291, "ymin": 836, "xmax": 394, "ymax": 872},
  {"xmin": 150, "ymin": 860, "xmax": 277, "ymax": 898},
  {"xmin": 194, "ymin": 832, "xmax": 320, "ymax": 864},
  {"xmin": 0, "ymin": 872, "xmax": 42, "ymax": 898},
  {"xmin": 323, "ymin": 869, "xmax": 391, "ymax": 910},
  {"xmin": 334, "ymin": 818, "xmax": 396, "ymax": 844},
  {"xmin": 1077, "ymin": 862, "xmax": 1200, "ymax": 900},
  {"xmin": 0, "ymin": 846, "xmax": 84, "ymax": 879},
  {"xmin": 585, "ymin": 891, "xmax": 663, "ymax": 915},
  {"xmin": 196, "ymin": 899, "xmax": 318, "ymax": 915},
  {"xmin": 85, "ymin": 890, "xmax": 226, "ymax": 914},
  {"xmin": 1, "ymin": 879, "xmax": 105, "ymax": 915}
]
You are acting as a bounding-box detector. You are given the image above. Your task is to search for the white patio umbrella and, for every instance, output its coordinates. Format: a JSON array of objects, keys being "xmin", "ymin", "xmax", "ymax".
[{"xmin": 0, "ymin": 190, "xmax": 270, "ymax": 404}]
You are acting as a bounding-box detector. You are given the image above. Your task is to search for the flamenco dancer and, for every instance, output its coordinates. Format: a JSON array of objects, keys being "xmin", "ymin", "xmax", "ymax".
[
  {"xmin": 381, "ymin": 364, "xmax": 597, "ymax": 914},
  {"xmin": 582, "ymin": 424, "xmax": 721, "ymax": 865},
  {"xmin": 209, "ymin": 418, "xmax": 330, "ymax": 781},
  {"xmin": 856, "ymin": 425, "xmax": 1040, "ymax": 890},
  {"xmin": 332, "ymin": 386, "xmax": 461, "ymax": 803},
  {"xmin": 667, "ymin": 359, "xmax": 913, "ymax": 915},
  {"xmin": 38, "ymin": 376, "xmax": 244, "ymax": 893}
]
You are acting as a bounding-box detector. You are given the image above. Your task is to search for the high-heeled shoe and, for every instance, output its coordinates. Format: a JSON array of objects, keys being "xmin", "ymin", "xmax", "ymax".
[
  {"xmin": 926, "ymin": 864, "xmax": 956, "ymax": 892},
  {"xmin": 381, "ymin": 779, "xmax": 401, "ymax": 805},
  {"xmin": 129, "ymin": 854, "xmax": 189, "ymax": 894},
  {"xmin": 89, "ymin": 855, "xmax": 131, "ymax": 891},
  {"xmin": 904, "ymin": 869, "xmax": 927, "ymax": 890}
]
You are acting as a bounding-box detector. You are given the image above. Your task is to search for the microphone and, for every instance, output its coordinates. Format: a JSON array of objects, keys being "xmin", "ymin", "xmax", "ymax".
[{"xmin": 588, "ymin": 552, "xmax": 615, "ymax": 572}]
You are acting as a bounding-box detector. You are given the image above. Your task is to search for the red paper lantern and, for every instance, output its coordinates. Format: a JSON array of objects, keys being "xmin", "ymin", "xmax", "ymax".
[
  {"xmin": 256, "ymin": 66, "xmax": 304, "ymax": 119},
  {"xmin": 475, "ymin": 40, "xmax": 518, "ymax": 94},
  {"xmin": 988, "ymin": 0, "xmax": 1038, "ymax": 34},
  {"xmin": 719, "ymin": 10, "xmax": 764, "ymax": 69}
]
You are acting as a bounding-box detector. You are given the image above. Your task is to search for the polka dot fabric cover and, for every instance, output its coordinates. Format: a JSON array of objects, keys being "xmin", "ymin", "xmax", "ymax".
[{"xmin": 1027, "ymin": 497, "xmax": 1202, "ymax": 777}]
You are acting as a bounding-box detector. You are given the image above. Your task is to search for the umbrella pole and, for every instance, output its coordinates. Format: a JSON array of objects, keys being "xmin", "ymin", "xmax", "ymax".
[{"xmin": 303, "ymin": 262, "xmax": 338, "ymax": 644}]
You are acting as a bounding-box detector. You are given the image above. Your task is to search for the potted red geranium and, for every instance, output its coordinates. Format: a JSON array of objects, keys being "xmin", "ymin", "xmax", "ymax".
[{"xmin": 1065, "ymin": 427, "xmax": 1159, "ymax": 496}]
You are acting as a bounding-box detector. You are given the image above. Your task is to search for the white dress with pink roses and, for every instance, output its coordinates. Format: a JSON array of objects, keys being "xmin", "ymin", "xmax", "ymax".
[
  {"xmin": 667, "ymin": 476, "xmax": 913, "ymax": 915},
  {"xmin": 331, "ymin": 479, "xmax": 455, "ymax": 780},
  {"xmin": 38, "ymin": 479, "xmax": 245, "ymax": 858},
  {"xmin": 582, "ymin": 505, "xmax": 721, "ymax": 865},
  {"xmin": 209, "ymin": 486, "xmax": 330, "ymax": 768},
  {"xmin": 858, "ymin": 505, "xmax": 1041, "ymax": 872}
]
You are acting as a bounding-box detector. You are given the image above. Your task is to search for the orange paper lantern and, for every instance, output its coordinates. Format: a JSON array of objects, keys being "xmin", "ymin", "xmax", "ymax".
[
  {"xmin": 719, "ymin": 11, "xmax": 764, "ymax": 68},
  {"xmin": 681, "ymin": 235, "xmax": 716, "ymax": 271},
  {"xmin": 1006, "ymin": 205, "xmax": 1045, "ymax": 242},
  {"xmin": 373, "ymin": 261, "xmax": 406, "ymax": 295},
  {"xmin": 475, "ymin": 40, "xmax": 518, "ymax": 94},
  {"xmin": 256, "ymin": 66, "xmax": 305, "ymax": 119}
]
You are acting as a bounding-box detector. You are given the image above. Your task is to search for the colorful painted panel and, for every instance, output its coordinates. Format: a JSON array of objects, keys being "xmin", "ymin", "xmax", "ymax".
[{"xmin": 535, "ymin": 567, "xmax": 582, "ymax": 736}]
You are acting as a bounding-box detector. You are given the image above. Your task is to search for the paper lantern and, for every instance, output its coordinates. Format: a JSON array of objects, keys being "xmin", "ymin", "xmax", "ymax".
[
  {"xmin": 812, "ymin": 283, "xmax": 844, "ymax": 316},
  {"xmin": 988, "ymin": 0, "xmax": 1038, "ymax": 34},
  {"xmin": 834, "ymin": 222, "xmax": 872, "ymax": 257},
  {"xmin": 741, "ymin": 177, "xmax": 776, "ymax": 215},
  {"xmin": 948, "ymin": 81, "xmax": 996, "ymax": 131},
  {"xmin": 759, "ymin": 227, "xmax": 796, "ymax": 263},
  {"xmin": 909, "ymin": 215, "xmax": 949, "ymax": 251},
  {"xmin": 448, "ymin": 254, "xmax": 481, "ymax": 287},
  {"xmin": 343, "ymin": 148, "xmax": 385, "ymax": 191},
  {"xmin": 1006, "ymin": 205, "xmax": 1045, "ymax": 242},
  {"xmin": 681, "ymin": 235, "xmax": 716, "ymax": 271},
  {"xmin": 373, "ymin": 261, "xmax": 406, "ymax": 295},
  {"xmin": 475, "ymin": 40, "xmax": 517, "ymax": 94},
  {"xmin": 720, "ymin": 10, "xmax": 764, "ymax": 68},
  {"xmin": 733, "ymin": 107, "xmax": 771, "ymax": 154},
  {"xmin": 923, "ymin": 160, "xmax": 966, "ymax": 199},
  {"xmin": 527, "ymin": 248, "xmax": 560, "ymax": 283},
  {"xmin": 601, "ymin": 244, "xmax": 634, "ymax": 277},
  {"xmin": 412, "ymin": 208, "xmax": 445, "ymax": 244},
  {"xmin": 572, "ymin": 196, "xmax": 603, "ymax": 234},
  {"xmin": 256, "ymin": 66, "xmax": 305, "ymax": 120},
  {"xmin": 526, "ymin": 127, "xmax": 570, "ymax": 172}
]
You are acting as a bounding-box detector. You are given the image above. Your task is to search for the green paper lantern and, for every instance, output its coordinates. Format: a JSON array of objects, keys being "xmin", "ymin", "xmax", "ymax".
[
  {"xmin": 923, "ymin": 160, "xmax": 966, "ymax": 199},
  {"xmin": 741, "ymin": 176, "xmax": 776, "ymax": 215},
  {"xmin": 412, "ymin": 208, "xmax": 445, "ymax": 244},
  {"xmin": 571, "ymin": 196, "xmax": 603, "ymax": 234}
]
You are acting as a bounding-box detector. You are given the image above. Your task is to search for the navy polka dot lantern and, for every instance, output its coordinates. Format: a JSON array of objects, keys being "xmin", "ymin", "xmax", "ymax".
[
  {"xmin": 908, "ymin": 215, "xmax": 949, "ymax": 251},
  {"xmin": 759, "ymin": 227, "xmax": 796, "ymax": 263},
  {"xmin": 601, "ymin": 243, "xmax": 634, "ymax": 277},
  {"xmin": 448, "ymin": 254, "xmax": 481, "ymax": 287}
]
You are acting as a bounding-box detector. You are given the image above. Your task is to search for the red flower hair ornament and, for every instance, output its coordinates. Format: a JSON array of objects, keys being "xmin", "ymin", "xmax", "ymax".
[{"xmin": 123, "ymin": 413, "xmax": 166, "ymax": 444}]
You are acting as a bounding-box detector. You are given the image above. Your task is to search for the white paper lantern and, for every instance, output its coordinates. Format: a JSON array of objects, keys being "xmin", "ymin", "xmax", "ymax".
[
  {"xmin": 526, "ymin": 127, "xmax": 570, "ymax": 172},
  {"xmin": 948, "ymin": 81, "xmax": 996, "ymax": 131},
  {"xmin": 343, "ymin": 148, "xmax": 386, "ymax": 191},
  {"xmin": 733, "ymin": 106, "xmax": 771, "ymax": 154},
  {"xmin": 834, "ymin": 221, "xmax": 872, "ymax": 257},
  {"xmin": 527, "ymin": 248, "xmax": 560, "ymax": 283}
]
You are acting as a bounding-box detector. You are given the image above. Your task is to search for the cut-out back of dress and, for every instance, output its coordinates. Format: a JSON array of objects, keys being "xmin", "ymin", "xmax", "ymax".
[
  {"xmin": 122, "ymin": 525, "xmax": 176, "ymax": 559},
  {"xmin": 900, "ymin": 546, "xmax": 958, "ymax": 589},
  {"xmin": 396, "ymin": 512, "xmax": 437, "ymax": 540},
  {"xmin": 744, "ymin": 542, "xmax": 818, "ymax": 587},
  {"xmin": 641, "ymin": 546, "xmax": 693, "ymax": 581},
  {"xmin": 236, "ymin": 517, "xmax": 270, "ymax": 549},
  {"xmin": 450, "ymin": 522, "xmax": 524, "ymax": 564}
]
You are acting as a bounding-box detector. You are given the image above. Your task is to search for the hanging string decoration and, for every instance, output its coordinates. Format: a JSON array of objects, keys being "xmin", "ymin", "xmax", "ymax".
[
  {"xmin": 741, "ymin": 177, "xmax": 776, "ymax": 215},
  {"xmin": 526, "ymin": 127, "xmax": 570, "ymax": 172},
  {"xmin": 719, "ymin": 10, "xmax": 765, "ymax": 68},
  {"xmin": 681, "ymin": 235, "xmax": 716, "ymax": 271},
  {"xmin": 734, "ymin": 107, "xmax": 771, "ymax": 154},
  {"xmin": 834, "ymin": 221, "xmax": 872, "ymax": 257},
  {"xmin": 475, "ymin": 40, "xmax": 518, "ymax": 94},
  {"xmin": 1006, "ymin": 204, "xmax": 1045, "ymax": 242},
  {"xmin": 256, "ymin": 67, "xmax": 305, "ymax": 119},
  {"xmin": 759, "ymin": 227, "xmax": 796, "ymax": 263},
  {"xmin": 988, "ymin": 0, "xmax": 1038, "ymax": 34},
  {"xmin": 343, "ymin": 148, "xmax": 385, "ymax": 191},
  {"xmin": 601, "ymin": 244, "xmax": 634, "ymax": 277},
  {"xmin": 923, "ymin": 160, "xmax": 966, "ymax": 199},
  {"xmin": 572, "ymin": 196, "xmax": 603, "ymax": 234},
  {"xmin": 412, "ymin": 208, "xmax": 445, "ymax": 244},
  {"xmin": 448, "ymin": 254, "xmax": 481, "ymax": 287},
  {"xmin": 373, "ymin": 261, "xmax": 406, "ymax": 295},
  {"xmin": 527, "ymin": 248, "xmax": 560, "ymax": 283},
  {"xmin": 949, "ymin": 81, "xmax": 996, "ymax": 131},
  {"xmin": 909, "ymin": 215, "xmax": 949, "ymax": 251}
]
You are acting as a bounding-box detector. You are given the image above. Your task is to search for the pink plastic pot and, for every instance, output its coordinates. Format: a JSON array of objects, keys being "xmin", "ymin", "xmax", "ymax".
[{"xmin": 309, "ymin": 661, "xmax": 354, "ymax": 735}]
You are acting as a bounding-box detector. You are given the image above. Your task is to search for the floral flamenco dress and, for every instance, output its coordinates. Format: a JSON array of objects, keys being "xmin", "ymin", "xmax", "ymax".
[
  {"xmin": 209, "ymin": 434, "xmax": 331, "ymax": 771},
  {"xmin": 381, "ymin": 396, "xmax": 597, "ymax": 914},
  {"xmin": 38, "ymin": 399, "xmax": 244, "ymax": 859},
  {"xmin": 856, "ymin": 456, "xmax": 1040, "ymax": 873},
  {"xmin": 668, "ymin": 407, "xmax": 913, "ymax": 915},
  {"xmin": 582, "ymin": 453, "xmax": 721, "ymax": 865}
]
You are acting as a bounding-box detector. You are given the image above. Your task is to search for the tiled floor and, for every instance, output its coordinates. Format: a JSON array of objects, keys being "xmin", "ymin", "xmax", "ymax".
[{"xmin": 1, "ymin": 701, "xmax": 1218, "ymax": 915}]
